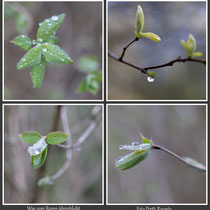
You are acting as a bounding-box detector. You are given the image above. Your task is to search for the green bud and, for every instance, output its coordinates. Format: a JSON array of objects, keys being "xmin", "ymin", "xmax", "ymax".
[
  {"xmin": 147, "ymin": 71, "xmax": 156, "ymax": 78},
  {"xmin": 187, "ymin": 34, "xmax": 196, "ymax": 57},
  {"xmin": 135, "ymin": 5, "xmax": 144, "ymax": 38}
]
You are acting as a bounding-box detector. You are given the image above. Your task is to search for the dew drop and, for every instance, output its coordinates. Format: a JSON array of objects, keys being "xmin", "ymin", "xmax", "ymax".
[
  {"xmin": 119, "ymin": 145, "xmax": 124, "ymax": 150},
  {"xmin": 147, "ymin": 77, "xmax": 155, "ymax": 82},
  {"xmin": 52, "ymin": 16, "xmax": 58, "ymax": 20},
  {"xmin": 43, "ymin": 48, "xmax": 47, "ymax": 52},
  {"xmin": 132, "ymin": 141, "xmax": 140, "ymax": 146}
]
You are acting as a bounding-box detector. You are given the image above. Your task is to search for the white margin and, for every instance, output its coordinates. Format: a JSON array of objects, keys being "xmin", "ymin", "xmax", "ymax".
[
  {"xmin": 106, "ymin": 103, "xmax": 208, "ymax": 205},
  {"xmin": 106, "ymin": 0, "xmax": 208, "ymax": 102},
  {"xmin": 2, "ymin": 103, "xmax": 104, "ymax": 205},
  {"xmin": 2, "ymin": 0, "xmax": 104, "ymax": 102}
]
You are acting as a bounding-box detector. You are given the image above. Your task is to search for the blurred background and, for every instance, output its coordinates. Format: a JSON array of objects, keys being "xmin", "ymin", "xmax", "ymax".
[
  {"xmin": 4, "ymin": 2, "xmax": 102, "ymax": 100},
  {"xmin": 4, "ymin": 105, "xmax": 102, "ymax": 203},
  {"xmin": 108, "ymin": 105, "xmax": 206, "ymax": 203},
  {"xmin": 108, "ymin": 2, "xmax": 206, "ymax": 100}
]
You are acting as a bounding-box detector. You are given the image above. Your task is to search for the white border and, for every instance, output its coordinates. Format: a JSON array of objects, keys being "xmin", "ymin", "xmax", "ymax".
[
  {"xmin": 106, "ymin": 0, "xmax": 208, "ymax": 102},
  {"xmin": 2, "ymin": 0, "xmax": 104, "ymax": 102},
  {"xmin": 106, "ymin": 103, "xmax": 208, "ymax": 205},
  {"xmin": 2, "ymin": 103, "xmax": 104, "ymax": 205}
]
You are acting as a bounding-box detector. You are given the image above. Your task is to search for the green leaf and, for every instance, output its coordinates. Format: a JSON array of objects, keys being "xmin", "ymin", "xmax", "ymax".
[
  {"xmin": 38, "ymin": 177, "xmax": 54, "ymax": 186},
  {"xmin": 140, "ymin": 32, "xmax": 161, "ymax": 42},
  {"xmin": 77, "ymin": 71, "xmax": 102, "ymax": 95},
  {"xmin": 77, "ymin": 55, "xmax": 99, "ymax": 72},
  {"xmin": 20, "ymin": 131, "xmax": 42, "ymax": 144},
  {"xmin": 31, "ymin": 147, "xmax": 47, "ymax": 169},
  {"xmin": 11, "ymin": 35, "xmax": 32, "ymax": 50},
  {"xmin": 192, "ymin": 52, "xmax": 203, "ymax": 57},
  {"xmin": 115, "ymin": 148, "xmax": 152, "ymax": 170},
  {"xmin": 46, "ymin": 36, "xmax": 58, "ymax": 44},
  {"xmin": 17, "ymin": 45, "xmax": 41, "ymax": 69},
  {"xmin": 135, "ymin": 5, "xmax": 144, "ymax": 38},
  {"xmin": 46, "ymin": 131, "xmax": 69, "ymax": 145},
  {"xmin": 183, "ymin": 157, "xmax": 206, "ymax": 172},
  {"xmin": 140, "ymin": 133, "xmax": 152, "ymax": 145},
  {"xmin": 37, "ymin": 14, "xmax": 65, "ymax": 41},
  {"xmin": 41, "ymin": 43, "xmax": 73, "ymax": 64},
  {"xmin": 181, "ymin": 40, "xmax": 189, "ymax": 52},
  {"xmin": 187, "ymin": 34, "xmax": 196, "ymax": 56},
  {"xmin": 147, "ymin": 71, "xmax": 156, "ymax": 78},
  {"xmin": 30, "ymin": 54, "xmax": 46, "ymax": 90},
  {"xmin": 16, "ymin": 13, "xmax": 27, "ymax": 34}
]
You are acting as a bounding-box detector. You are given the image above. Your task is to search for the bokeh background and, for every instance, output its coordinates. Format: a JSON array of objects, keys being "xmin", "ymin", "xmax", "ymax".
[
  {"xmin": 108, "ymin": 105, "xmax": 206, "ymax": 203},
  {"xmin": 108, "ymin": 2, "xmax": 206, "ymax": 100},
  {"xmin": 4, "ymin": 105, "xmax": 102, "ymax": 203},
  {"xmin": 4, "ymin": 2, "xmax": 102, "ymax": 100}
]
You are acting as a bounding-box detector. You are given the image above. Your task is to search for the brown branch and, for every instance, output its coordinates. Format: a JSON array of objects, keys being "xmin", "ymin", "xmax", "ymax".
[
  {"xmin": 109, "ymin": 51, "xmax": 206, "ymax": 74},
  {"xmin": 153, "ymin": 144, "xmax": 206, "ymax": 172},
  {"xmin": 119, "ymin": 37, "xmax": 139, "ymax": 61}
]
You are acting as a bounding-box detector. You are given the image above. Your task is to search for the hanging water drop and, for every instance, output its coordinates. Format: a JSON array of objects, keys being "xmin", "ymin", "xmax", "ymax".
[{"xmin": 147, "ymin": 76, "xmax": 155, "ymax": 82}]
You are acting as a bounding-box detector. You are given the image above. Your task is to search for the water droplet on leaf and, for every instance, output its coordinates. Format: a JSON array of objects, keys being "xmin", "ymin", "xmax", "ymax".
[
  {"xmin": 52, "ymin": 16, "xmax": 58, "ymax": 20},
  {"xmin": 132, "ymin": 141, "xmax": 140, "ymax": 146},
  {"xmin": 147, "ymin": 76, "xmax": 155, "ymax": 82},
  {"xmin": 43, "ymin": 48, "xmax": 47, "ymax": 52}
]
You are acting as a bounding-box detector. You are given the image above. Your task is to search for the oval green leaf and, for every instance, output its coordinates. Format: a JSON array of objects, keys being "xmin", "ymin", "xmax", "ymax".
[
  {"xmin": 31, "ymin": 147, "xmax": 48, "ymax": 169},
  {"xmin": 30, "ymin": 54, "xmax": 46, "ymax": 90},
  {"xmin": 141, "ymin": 32, "xmax": 161, "ymax": 42},
  {"xmin": 37, "ymin": 14, "xmax": 65, "ymax": 41},
  {"xmin": 11, "ymin": 35, "xmax": 32, "ymax": 50},
  {"xmin": 192, "ymin": 52, "xmax": 203, "ymax": 57},
  {"xmin": 41, "ymin": 43, "xmax": 73, "ymax": 64},
  {"xmin": 17, "ymin": 45, "xmax": 41, "ymax": 69},
  {"xmin": 115, "ymin": 148, "xmax": 152, "ymax": 170},
  {"xmin": 135, "ymin": 5, "xmax": 144, "ymax": 38},
  {"xmin": 20, "ymin": 131, "xmax": 42, "ymax": 144},
  {"xmin": 46, "ymin": 131, "xmax": 69, "ymax": 145}
]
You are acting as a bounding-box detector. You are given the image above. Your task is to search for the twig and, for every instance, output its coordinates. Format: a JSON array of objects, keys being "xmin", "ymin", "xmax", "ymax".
[
  {"xmin": 153, "ymin": 144, "xmax": 206, "ymax": 172},
  {"xmin": 109, "ymin": 51, "xmax": 206, "ymax": 74},
  {"xmin": 119, "ymin": 37, "xmax": 139, "ymax": 61}
]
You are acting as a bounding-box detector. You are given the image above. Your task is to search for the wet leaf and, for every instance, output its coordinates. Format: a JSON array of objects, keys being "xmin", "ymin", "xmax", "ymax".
[
  {"xmin": 141, "ymin": 32, "xmax": 161, "ymax": 42},
  {"xmin": 17, "ymin": 45, "xmax": 41, "ymax": 69},
  {"xmin": 20, "ymin": 131, "xmax": 42, "ymax": 144},
  {"xmin": 46, "ymin": 131, "xmax": 69, "ymax": 145},
  {"xmin": 77, "ymin": 55, "xmax": 99, "ymax": 72},
  {"xmin": 31, "ymin": 147, "xmax": 47, "ymax": 169},
  {"xmin": 46, "ymin": 36, "xmax": 58, "ymax": 44},
  {"xmin": 16, "ymin": 13, "xmax": 27, "ymax": 34},
  {"xmin": 30, "ymin": 55, "xmax": 46, "ymax": 90},
  {"xmin": 115, "ymin": 148, "xmax": 152, "ymax": 170},
  {"xmin": 41, "ymin": 43, "xmax": 73, "ymax": 64},
  {"xmin": 135, "ymin": 5, "xmax": 144, "ymax": 38},
  {"xmin": 11, "ymin": 34, "xmax": 32, "ymax": 50},
  {"xmin": 37, "ymin": 14, "xmax": 65, "ymax": 41}
]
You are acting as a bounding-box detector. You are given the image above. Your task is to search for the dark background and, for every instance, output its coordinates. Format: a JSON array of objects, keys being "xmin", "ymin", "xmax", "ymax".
[
  {"xmin": 4, "ymin": 105, "xmax": 102, "ymax": 203},
  {"xmin": 108, "ymin": 2, "xmax": 206, "ymax": 100},
  {"xmin": 4, "ymin": 2, "xmax": 102, "ymax": 100},
  {"xmin": 108, "ymin": 105, "xmax": 206, "ymax": 203}
]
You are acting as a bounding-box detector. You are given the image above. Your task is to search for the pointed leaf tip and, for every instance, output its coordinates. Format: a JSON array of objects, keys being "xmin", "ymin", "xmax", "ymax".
[{"xmin": 135, "ymin": 4, "xmax": 144, "ymax": 38}]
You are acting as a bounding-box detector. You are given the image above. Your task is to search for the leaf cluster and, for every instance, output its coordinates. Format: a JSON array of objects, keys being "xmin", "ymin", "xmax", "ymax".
[{"xmin": 20, "ymin": 131, "xmax": 69, "ymax": 169}]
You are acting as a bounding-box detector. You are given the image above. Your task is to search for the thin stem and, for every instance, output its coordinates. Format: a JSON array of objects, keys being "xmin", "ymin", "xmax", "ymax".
[
  {"xmin": 119, "ymin": 37, "xmax": 139, "ymax": 61},
  {"xmin": 109, "ymin": 51, "xmax": 206, "ymax": 74},
  {"xmin": 153, "ymin": 144, "xmax": 206, "ymax": 172}
]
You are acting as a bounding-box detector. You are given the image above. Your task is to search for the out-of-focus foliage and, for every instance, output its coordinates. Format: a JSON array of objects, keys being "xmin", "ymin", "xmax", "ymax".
[
  {"xmin": 4, "ymin": 105, "xmax": 102, "ymax": 203},
  {"xmin": 4, "ymin": 2, "xmax": 102, "ymax": 100},
  {"xmin": 108, "ymin": 105, "xmax": 206, "ymax": 203},
  {"xmin": 108, "ymin": 2, "xmax": 206, "ymax": 100}
]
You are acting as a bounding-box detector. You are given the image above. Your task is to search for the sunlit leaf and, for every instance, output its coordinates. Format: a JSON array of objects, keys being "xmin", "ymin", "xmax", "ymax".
[
  {"xmin": 41, "ymin": 43, "xmax": 73, "ymax": 64},
  {"xmin": 141, "ymin": 32, "xmax": 161, "ymax": 42},
  {"xmin": 17, "ymin": 45, "xmax": 41, "ymax": 69},
  {"xmin": 20, "ymin": 131, "xmax": 42, "ymax": 144},
  {"xmin": 30, "ymin": 55, "xmax": 46, "ymax": 90},
  {"xmin": 37, "ymin": 13, "xmax": 65, "ymax": 41},
  {"xmin": 46, "ymin": 131, "xmax": 69, "ymax": 145},
  {"xmin": 11, "ymin": 34, "xmax": 32, "ymax": 50}
]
